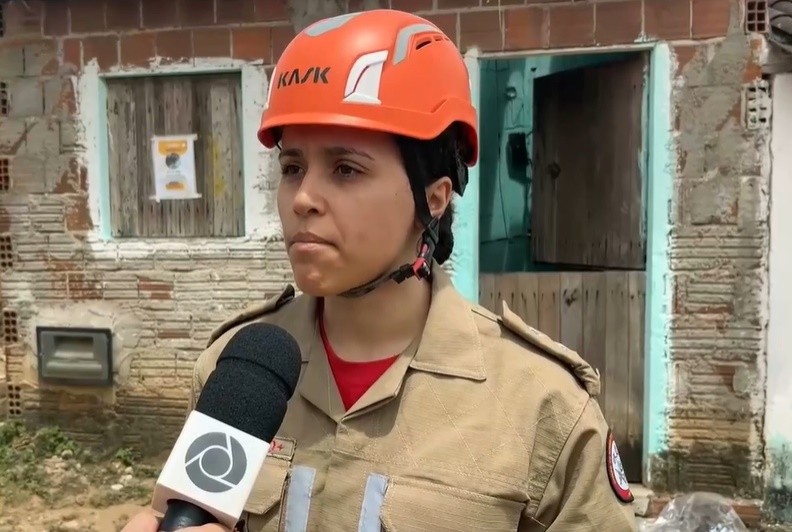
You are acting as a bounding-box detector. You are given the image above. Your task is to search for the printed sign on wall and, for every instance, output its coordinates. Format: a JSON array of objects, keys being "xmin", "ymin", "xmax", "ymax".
[{"xmin": 151, "ymin": 134, "xmax": 201, "ymax": 201}]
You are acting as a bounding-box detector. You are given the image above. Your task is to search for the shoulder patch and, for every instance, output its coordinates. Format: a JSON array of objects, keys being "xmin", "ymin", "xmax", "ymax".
[
  {"xmin": 606, "ymin": 429, "xmax": 634, "ymax": 503},
  {"xmin": 498, "ymin": 300, "xmax": 600, "ymax": 396},
  {"xmin": 207, "ymin": 285, "xmax": 296, "ymax": 348}
]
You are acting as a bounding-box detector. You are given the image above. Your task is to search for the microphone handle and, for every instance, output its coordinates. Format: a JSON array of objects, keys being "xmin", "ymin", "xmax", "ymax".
[{"xmin": 158, "ymin": 499, "xmax": 221, "ymax": 531}]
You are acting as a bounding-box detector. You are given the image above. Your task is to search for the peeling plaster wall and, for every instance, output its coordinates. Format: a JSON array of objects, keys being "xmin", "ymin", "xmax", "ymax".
[{"xmin": 654, "ymin": 8, "xmax": 772, "ymax": 497}]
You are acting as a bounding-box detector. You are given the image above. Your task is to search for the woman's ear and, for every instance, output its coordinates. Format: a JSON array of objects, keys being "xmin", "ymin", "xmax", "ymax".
[{"xmin": 426, "ymin": 176, "xmax": 453, "ymax": 219}]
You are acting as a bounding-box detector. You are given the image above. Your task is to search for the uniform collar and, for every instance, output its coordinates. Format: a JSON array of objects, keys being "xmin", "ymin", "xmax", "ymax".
[{"xmin": 271, "ymin": 264, "xmax": 486, "ymax": 422}]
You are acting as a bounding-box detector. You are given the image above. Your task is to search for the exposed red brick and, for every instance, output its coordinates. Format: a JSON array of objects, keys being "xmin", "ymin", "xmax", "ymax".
[
  {"xmin": 423, "ymin": 13, "xmax": 457, "ymax": 44},
  {"xmin": 142, "ymin": 290, "xmax": 173, "ymax": 300},
  {"xmin": 41, "ymin": 57, "xmax": 60, "ymax": 77},
  {"xmin": 438, "ymin": 0, "xmax": 479, "ymax": 7},
  {"xmin": 692, "ymin": 0, "xmax": 732, "ymax": 38},
  {"xmin": 232, "ymin": 27, "xmax": 272, "ymax": 61},
  {"xmin": 82, "ymin": 35, "xmax": 119, "ymax": 70},
  {"xmin": 673, "ymin": 44, "xmax": 703, "ymax": 76},
  {"xmin": 645, "ymin": 0, "xmax": 691, "ymax": 40},
  {"xmin": 548, "ymin": 3, "xmax": 594, "ymax": 48},
  {"xmin": 460, "ymin": 10, "xmax": 502, "ymax": 52},
  {"xmin": 595, "ymin": 0, "xmax": 642, "ymax": 45},
  {"xmin": 254, "ymin": 0, "xmax": 289, "ymax": 21},
  {"xmin": 58, "ymin": 81, "xmax": 78, "ymax": 115},
  {"xmin": 23, "ymin": 39, "xmax": 58, "ymax": 76},
  {"xmin": 50, "ymin": 259, "xmax": 79, "ymax": 273},
  {"xmin": 106, "ymin": 0, "xmax": 141, "ymax": 31},
  {"xmin": 65, "ymin": 196, "xmax": 93, "ymax": 232},
  {"xmin": 217, "ymin": 0, "xmax": 255, "ymax": 24},
  {"xmin": 67, "ymin": 272, "xmax": 103, "ymax": 300},
  {"xmin": 743, "ymin": 36, "xmax": 763, "ymax": 82},
  {"xmin": 44, "ymin": 2, "xmax": 69, "ymax": 36},
  {"xmin": 391, "ymin": 0, "xmax": 433, "ymax": 12},
  {"xmin": 272, "ymin": 25, "xmax": 297, "ymax": 62},
  {"xmin": 156, "ymin": 30, "xmax": 193, "ymax": 62},
  {"xmin": 2, "ymin": 0, "xmax": 44, "ymax": 37},
  {"xmin": 193, "ymin": 28, "xmax": 231, "ymax": 57},
  {"xmin": 121, "ymin": 33, "xmax": 157, "ymax": 67},
  {"xmin": 348, "ymin": 0, "xmax": 368, "ymax": 11},
  {"xmin": 138, "ymin": 279, "xmax": 174, "ymax": 299},
  {"xmin": 53, "ymin": 159, "xmax": 87, "ymax": 194},
  {"xmin": 0, "ymin": 208, "xmax": 11, "ymax": 234},
  {"xmin": 141, "ymin": 0, "xmax": 179, "ymax": 28},
  {"xmin": 179, "ymin": 0, "xmax": 215, "ymax": 27},
  {"xmin": 158, "ymin": 329, "xmax": 191, "ymax": 339},
  {"xmin": 505, "ymin": 7, "xmax": 546, "ymax": 51},
  {"xmin": 69, "ymin": 0, "xmax": 106, "ymax": 33},
  {"xmin": 62, "ymin": 38, "xmax": 82, "ymax": 70}
]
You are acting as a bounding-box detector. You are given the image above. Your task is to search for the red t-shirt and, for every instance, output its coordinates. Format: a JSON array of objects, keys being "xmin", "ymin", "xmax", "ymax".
[{"xmin": 318, "ymin": 300, "xmax": 399, "ymax": 411}]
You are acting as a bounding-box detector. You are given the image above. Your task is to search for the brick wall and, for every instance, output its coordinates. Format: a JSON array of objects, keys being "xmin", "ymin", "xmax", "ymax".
[{"xmin": 0, "ymin": 0, "xmax": 772, "ymax": 498}]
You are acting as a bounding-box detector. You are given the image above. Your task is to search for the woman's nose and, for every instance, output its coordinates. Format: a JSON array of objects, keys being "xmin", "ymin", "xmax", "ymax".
[{"xmin": 292, "ymin": 170, "xmax": 325, "ymax": 217}]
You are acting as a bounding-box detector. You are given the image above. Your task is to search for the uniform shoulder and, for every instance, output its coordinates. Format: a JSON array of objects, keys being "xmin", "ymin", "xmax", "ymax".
[
  {"xmin": 193, "ymin": 285, "xmax": 298, "ymax": 377},
  {"xmin": 206, "ymin": 285, "xmax": 297, "ymax": 348},
  {"xmin": 471, "ymin": 300, "xmax": 601, "ymax": 397}
]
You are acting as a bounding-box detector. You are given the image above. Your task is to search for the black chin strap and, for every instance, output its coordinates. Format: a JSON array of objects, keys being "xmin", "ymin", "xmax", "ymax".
[{"xmin": 339, "ymin": 179, "xmax": 440, "ymax": 299}]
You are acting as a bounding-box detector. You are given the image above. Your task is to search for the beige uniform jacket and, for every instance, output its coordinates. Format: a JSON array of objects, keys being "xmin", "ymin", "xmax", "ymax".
[{"xmin": 189, "ymin": 267, "xmax": 637, "ymax": 531}]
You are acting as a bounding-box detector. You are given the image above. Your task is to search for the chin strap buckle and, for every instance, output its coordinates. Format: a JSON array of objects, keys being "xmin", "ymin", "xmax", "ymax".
[
  {"xmin": 339, "ymin": 219, "xmax": 440, "ymax": 298},
  {"xmin": 411, "ymin": 243, "xmax": 433, "ymax": 280}
]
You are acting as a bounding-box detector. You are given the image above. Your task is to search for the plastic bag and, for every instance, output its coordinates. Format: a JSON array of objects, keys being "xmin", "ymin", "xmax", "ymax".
[{"xmin": 639, "ymin": 492, "xmax": 748, "ymax": 532}]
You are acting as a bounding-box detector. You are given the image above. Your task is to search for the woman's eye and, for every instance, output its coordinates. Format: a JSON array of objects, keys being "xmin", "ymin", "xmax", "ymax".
[
  {"xmin": 335, "ymin": 164, "xmax": 360, "ymax": 178},
  {"xmin": 280, "ymin": 164, "xmax": 303, "ymax": 176}
]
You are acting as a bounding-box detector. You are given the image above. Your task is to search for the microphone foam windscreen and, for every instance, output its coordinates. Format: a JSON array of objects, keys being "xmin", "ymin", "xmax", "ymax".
[{"xmin": 195, "ymin": 322, "xmax": 302, "ymax": 442}]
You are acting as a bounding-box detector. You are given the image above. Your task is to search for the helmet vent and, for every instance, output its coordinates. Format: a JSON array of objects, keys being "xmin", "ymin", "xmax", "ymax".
[{"xmin": 414, "ymin": 34, "xmax": 448, "ymax": 51}]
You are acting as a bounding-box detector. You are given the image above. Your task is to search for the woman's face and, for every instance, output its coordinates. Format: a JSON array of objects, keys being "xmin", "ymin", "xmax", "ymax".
[{"xmin": 277, "ymin": 124, "xmax": 422, "ymax": 296}]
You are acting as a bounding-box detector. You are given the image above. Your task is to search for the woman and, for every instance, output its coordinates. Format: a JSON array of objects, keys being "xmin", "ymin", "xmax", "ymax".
[{"xmin": 126, "ymin": 8, "xmax": 637, "ymax": 532}]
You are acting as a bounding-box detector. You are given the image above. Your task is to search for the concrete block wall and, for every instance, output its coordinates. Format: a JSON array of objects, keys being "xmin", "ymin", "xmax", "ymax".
[{"xmin": 0, "ymin": 0, "xmax": 773, "ymax": 499}]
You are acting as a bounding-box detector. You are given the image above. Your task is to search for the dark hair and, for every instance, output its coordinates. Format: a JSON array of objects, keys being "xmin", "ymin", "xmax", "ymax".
[{"xmin": 394, "ymin": 124, "xmax": 469, "ymax": 265}]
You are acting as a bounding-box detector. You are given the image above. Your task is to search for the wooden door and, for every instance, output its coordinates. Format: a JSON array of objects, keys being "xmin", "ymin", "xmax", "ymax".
[
  {"xmin": 531, "ymin": 54, "xmax": 647, "ymax": 270},
  {"xmin": 479, "ymin": 271, "xmax": 645, "ymax": 482}
]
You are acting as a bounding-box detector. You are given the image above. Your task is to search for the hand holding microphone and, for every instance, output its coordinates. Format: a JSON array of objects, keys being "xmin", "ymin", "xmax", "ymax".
[
  {"xmin": 120, "ymin": 511, "xmax": 229, "ymax": 532},
  {"xmin": 147, "ymin": 323, "xmax": 302, "ymax": 532}
]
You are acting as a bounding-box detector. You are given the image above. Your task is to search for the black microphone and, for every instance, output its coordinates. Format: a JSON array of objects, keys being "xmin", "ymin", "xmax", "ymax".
[{"xmin": 151, "ymin": 322, "xmax": 302, "ymax": 531}]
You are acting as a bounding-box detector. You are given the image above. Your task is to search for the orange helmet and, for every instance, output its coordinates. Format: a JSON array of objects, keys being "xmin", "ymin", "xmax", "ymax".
[{"xmin": 257, "ymin": 9, "xmax": 479, "ymax": 195}]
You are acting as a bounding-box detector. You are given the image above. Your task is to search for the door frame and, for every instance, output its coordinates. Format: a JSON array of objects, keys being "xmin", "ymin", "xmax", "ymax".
[
  {"xmin": 765, "ymin": 72, "xmax": 792, "ymax": 521},
  {"xmin": 457, "ymin": 43, "xmax": 674, "ymax": 485}
]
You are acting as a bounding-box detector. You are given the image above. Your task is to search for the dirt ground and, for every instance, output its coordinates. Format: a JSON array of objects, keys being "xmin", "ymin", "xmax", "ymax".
[
  {"xmin": 1, "ymin": 500, "xmax": 149, "ymax": 532},
  {"xmin": 0, "ymin": 421, "xmax": 157, "ymax": 532},
  {"xmin": 0, "ymin": 452, "xmax": 154, "ymax": 532}
]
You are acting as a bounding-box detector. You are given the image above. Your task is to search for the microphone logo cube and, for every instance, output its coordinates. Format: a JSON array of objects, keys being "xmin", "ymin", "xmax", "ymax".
[
  {"xmin": 185, "ymin": 432, "xmax": 248, "ymax": 493},
  {"xmin": 152, "ymin": 411, "xmax": 272, "ymax": 528}
]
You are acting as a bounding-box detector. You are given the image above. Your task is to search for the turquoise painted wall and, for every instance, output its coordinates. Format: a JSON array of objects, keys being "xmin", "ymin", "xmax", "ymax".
[{"xmin": 478, "ymin": 53, "xmax": 636, "ymax": 273}]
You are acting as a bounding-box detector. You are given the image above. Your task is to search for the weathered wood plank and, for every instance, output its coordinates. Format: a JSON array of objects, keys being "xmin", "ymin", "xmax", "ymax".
[
  {"xmin": 531, "ymin": 55, "xmax": 646, "ymax": 269},
  {"xmin": 537, "ymin": 273, "xmax": 560, "ymax": 341},
  {"xmin": 560, "ymin": 272, "xmax": 583, "ymax": 354},
  {"xmin": 479, "ymin": 274, "xmax": 495, "ymax": 311},
  {"xmin": 518, "ymin": 273, "xmax": 539, "ymax": 328},
  {"xmin": 605, "ymin": 271, "xmax": 631, "ymax": 461},
  {"xmin": 625, "ymin": 271, "xmax": 646, "ymax": 479},
  {"xmin": 582, "ymin": 272, "xmax": 607, "ymax": 405},
  {"xmin": 105, "ymin": 73, "xmax": 244, "ymax": 238},
  {"xmin": 481, "ymin": 270, "xmax": 645, "ymax": 482},
  {"xmin": 106, "ymin": 82, "xmax": 139, "ymax": 237}
]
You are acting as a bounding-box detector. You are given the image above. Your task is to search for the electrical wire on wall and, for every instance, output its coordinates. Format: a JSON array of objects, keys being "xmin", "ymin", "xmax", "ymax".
[{"xmin": 490, "ymin": 78, "xmax": 534, "ymax": 271}]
